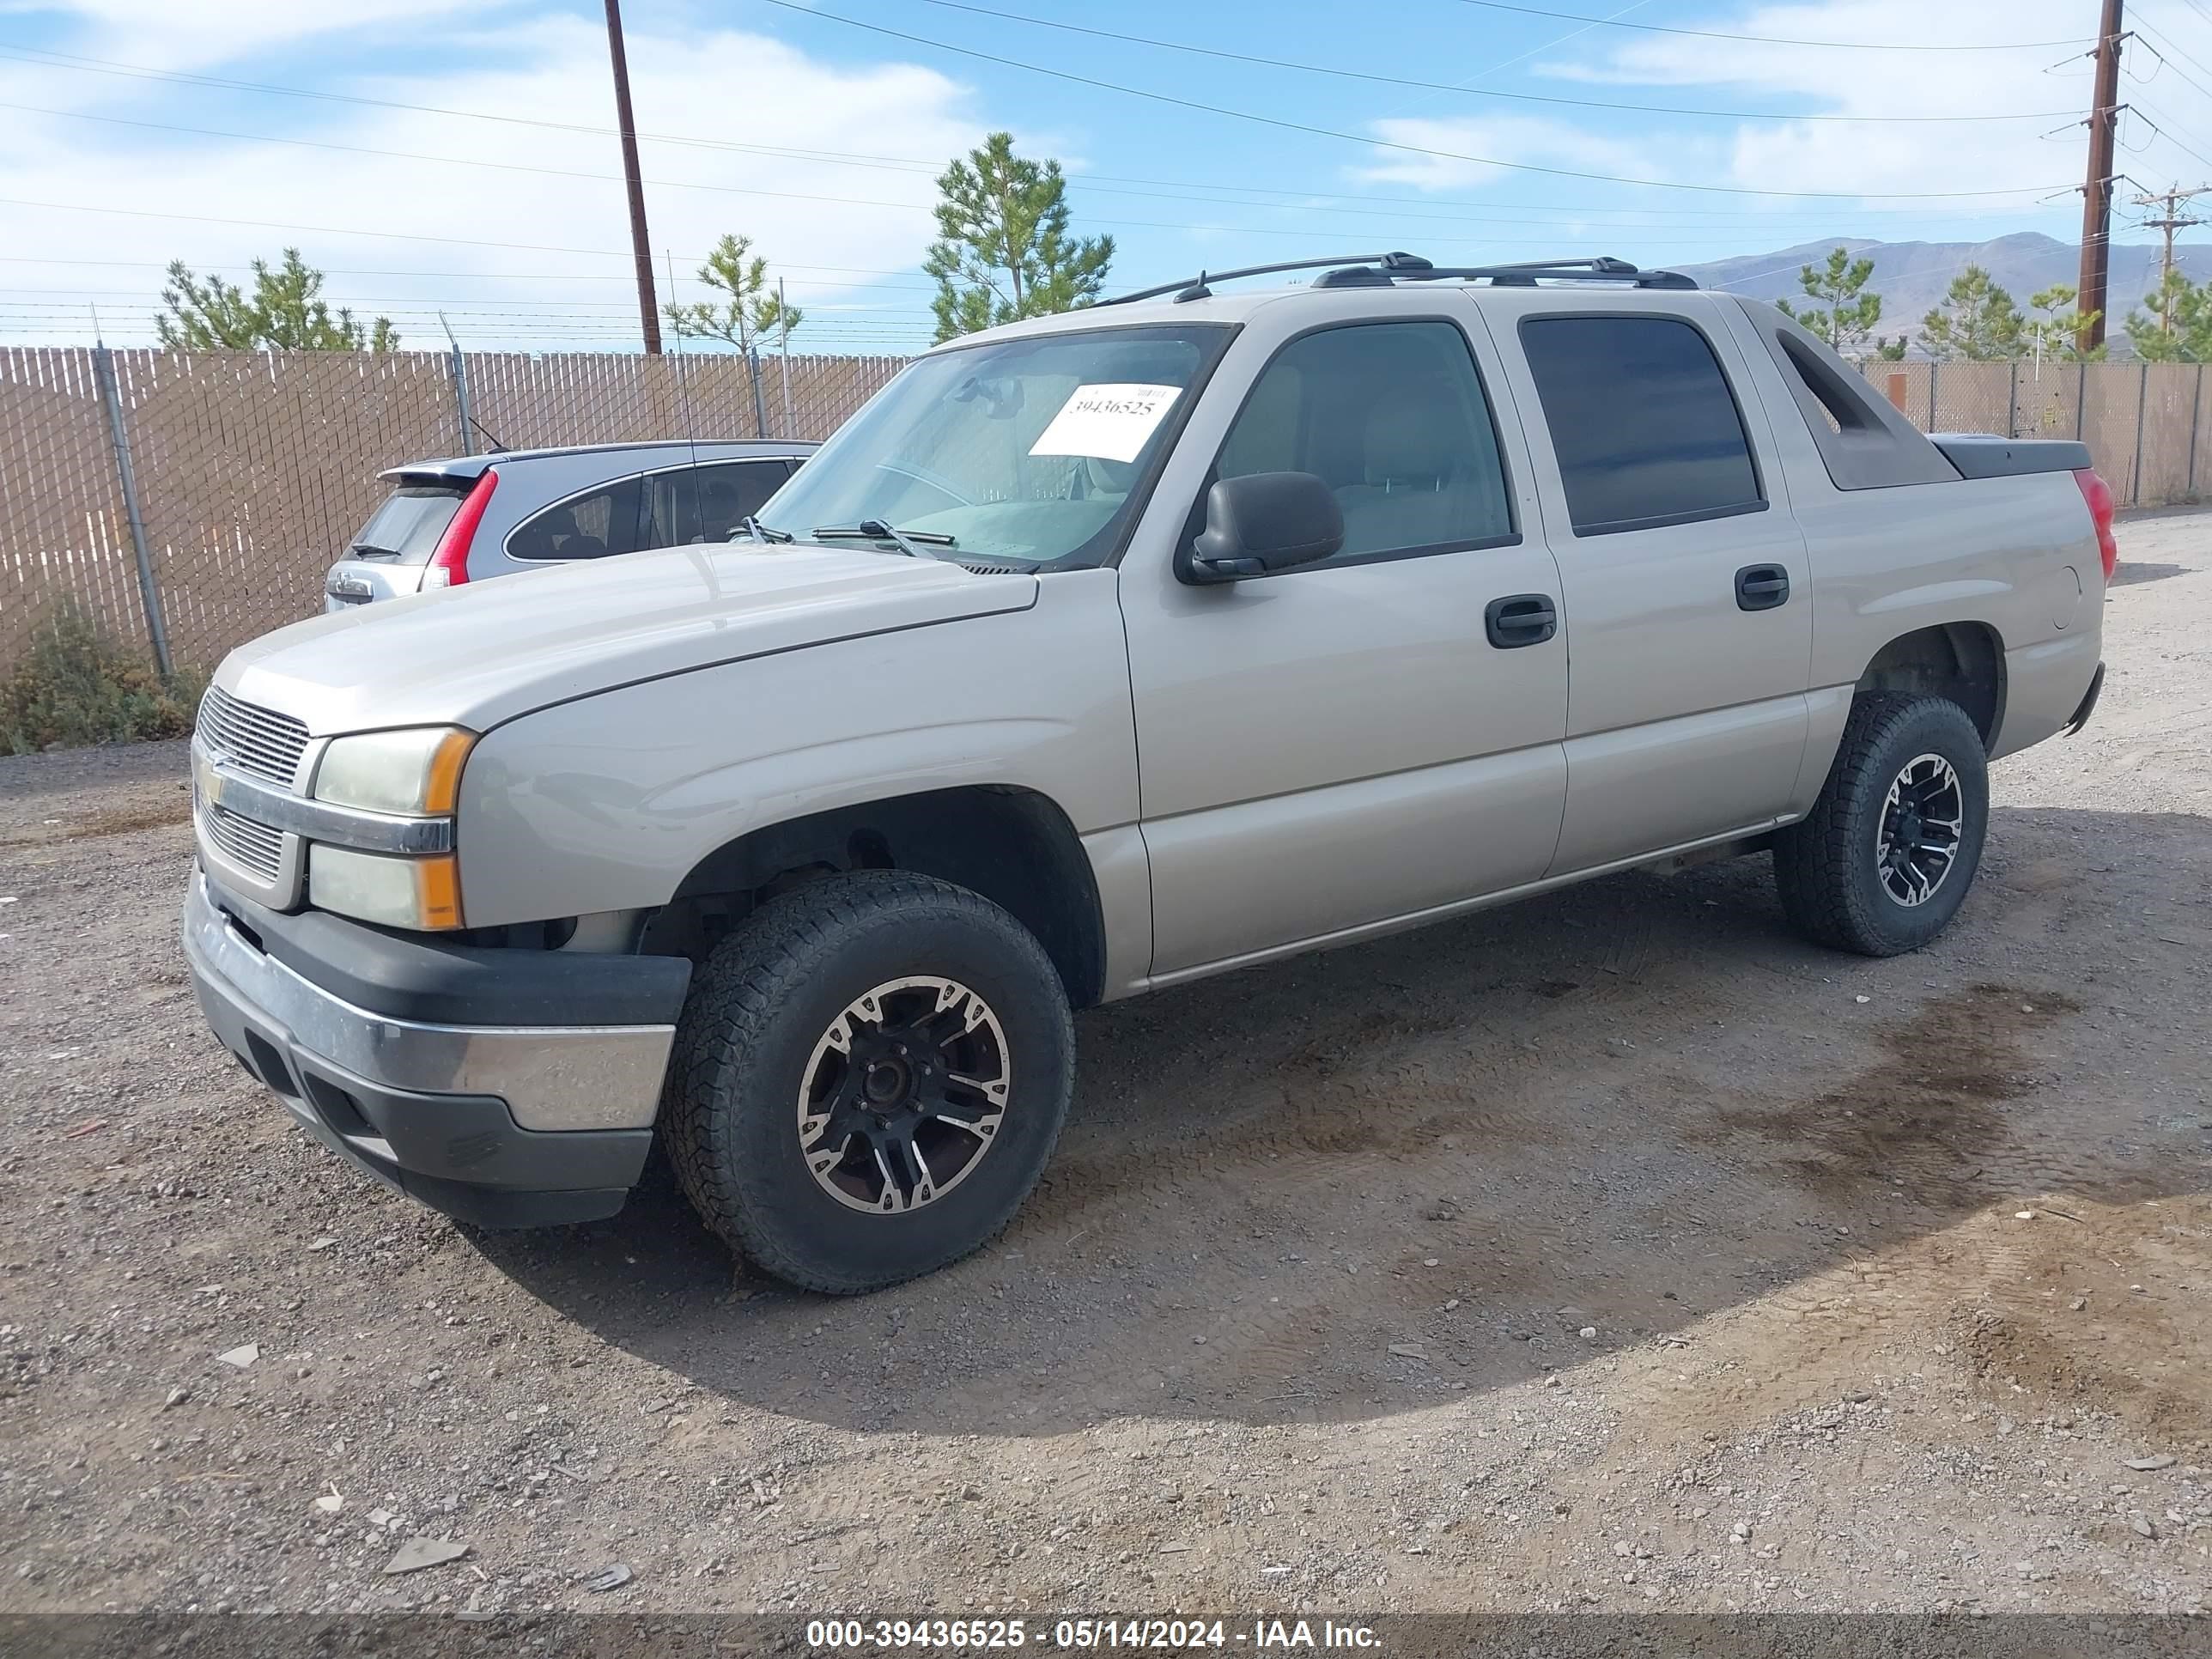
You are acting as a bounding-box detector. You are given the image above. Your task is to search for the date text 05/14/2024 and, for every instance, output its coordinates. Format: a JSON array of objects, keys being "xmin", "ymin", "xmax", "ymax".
[{"xmin": 805, "ymin": 1619, "xmax": 1382, "ymax": 1650}]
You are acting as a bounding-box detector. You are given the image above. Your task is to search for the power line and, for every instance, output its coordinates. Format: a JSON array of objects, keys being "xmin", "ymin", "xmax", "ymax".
[
  {"xmin": 1445, "ymin": 0, "xmax": 2091, "ymax": 50},
  {"xmin": 0, "ymin": 289, "xmax": 938, "ymax": 314},
  {"xmin": 2131, "ymin": 92, "xmax": 2212, "ymax": 154},
  {"xmin": 0, "ymin": 100, "xmax": 946, "ymax": 217},
  {"xmin": 2136, "ymin": 110, "xmax": 2212, "ymax": 173},
  {"xmin": 0, "ymin": 41, "xmax": 954, "ymax": 166},
  {"xmin": 0, "ymin": 253, "xmax": 945, "ymax": 289},
  {"xmin": 905, "ymin": 0, "xmax": 2079, "ymax": 122},
  {"xmin": 760, "ymin": 0, "xmax": 2072, "ymax": 198},
  {"xmin": 2132, "ymin": 3, "xmax": 2212, "ymax": 66},
  {"xmin": 0, "ymin": 102, "xmax": 2065, "ymax": 251},
  {"xmin": 2137, "ymin": 6, "xmax": 2212, "ymax": 77},
  {"xmin": 0, "ymin": 195, "xmax": 699, "ymax": 257},
  {"xmin": 0, "ymin": 303, "xmax": 935, "ymax": 327},
  {"xmin": 0, "ymin": 41, "xmax": 2074, "ymax": 224},
  {"xmin": 2128, "ymin": 28, "xmax": 2212, "ymax": 100}
]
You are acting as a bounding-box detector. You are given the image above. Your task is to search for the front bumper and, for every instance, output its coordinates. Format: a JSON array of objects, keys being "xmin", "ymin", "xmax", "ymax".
[{"xmin": 182, "ymin": 869, "xmax": 689, "ymax": 1228}]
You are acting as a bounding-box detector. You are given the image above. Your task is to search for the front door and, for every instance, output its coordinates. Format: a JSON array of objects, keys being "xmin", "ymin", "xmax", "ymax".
[{"xmin": 1119, "ymin": 309, "xmax": 1571, "ymax": 978}]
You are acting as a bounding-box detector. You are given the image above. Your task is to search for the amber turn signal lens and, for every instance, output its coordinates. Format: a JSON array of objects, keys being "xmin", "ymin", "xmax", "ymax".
[{"xmin": 421, "ymin": 731, "xmax": 476, "ymax": 817}]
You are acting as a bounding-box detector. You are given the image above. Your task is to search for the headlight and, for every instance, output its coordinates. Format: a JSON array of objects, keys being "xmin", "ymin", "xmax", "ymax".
[
  {"xmin": 308, "ymin": 726, "xmax": 473, "ymax": 929},
  {"xmin": 308, "ymin": 846, "xmax": 465, "ymax": 931},
  {"xmin": 313, "ymin": 726, "xmax": 474, "ymax": 816}
]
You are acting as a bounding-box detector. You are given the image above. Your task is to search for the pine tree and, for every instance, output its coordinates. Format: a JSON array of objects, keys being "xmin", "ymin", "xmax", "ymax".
[
  {"xmin": 2124, "ymin": 268, "xmax": 2212, "ymax": 361},
  {"xmin": 925, "ymin": 132, "xmax": 1113, "ymax": 343},
  {"xmin": 1919, "ymin": 267, "xmax": 2025, "ymax": 362},
  {"xmin": 663, "ymin": 234, "xmax": 803, "ymax": 354},
  {"xmin": 2025, "ymin": 283, "xmax": 2104, "ymax": 362},
  {"xmin": 1776, "ymin": 246, "xmax": 1884, "ymax": 356},
  {"xmin": 156, "ymin": 248, "xmax": 397, "ymax": 350}
]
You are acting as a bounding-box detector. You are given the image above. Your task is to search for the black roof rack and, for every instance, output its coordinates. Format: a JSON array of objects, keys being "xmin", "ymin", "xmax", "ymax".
[
  {"xmin": 1400, "ymin": 256, "xmax": 1697, "ymax": 291},
  {"xmin": 1097, "ymin": 252, "xmax": 1437, "ymax": 307},
  {"xmin": 1095, "ymin": 252, "xmax": 1694, "ymax": 306}
]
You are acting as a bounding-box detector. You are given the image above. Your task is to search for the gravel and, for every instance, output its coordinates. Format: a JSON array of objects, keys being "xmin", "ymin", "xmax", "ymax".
[{"xmin": 1, "ymin": 510, "xmax": 2208, "ymax": 1616}]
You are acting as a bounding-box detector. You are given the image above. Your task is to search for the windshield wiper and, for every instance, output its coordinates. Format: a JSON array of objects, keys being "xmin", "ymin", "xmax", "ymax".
[
  {"xmin": 736, "ymin": 516, "xmax": 793, "ymax": 544},
  {"xmin": 811, "ymin": 520, "xmax": 957, "ymax": 559}
]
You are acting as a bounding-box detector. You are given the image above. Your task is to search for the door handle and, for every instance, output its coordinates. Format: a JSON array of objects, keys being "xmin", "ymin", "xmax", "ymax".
[
  {"xmin": 1485, "ymin": 593, "xmax": 1557, "ymax": 648},
  {"xmin": 1735, "ymin": 563, "xmax": 1791, "ymax": 611}
]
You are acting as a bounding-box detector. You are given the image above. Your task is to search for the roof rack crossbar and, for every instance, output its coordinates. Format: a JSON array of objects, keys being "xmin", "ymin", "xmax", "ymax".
[
  {"xmin": 1396, "ymin": 260, "xmax": 1697, "ymax": 290},
  {"xmin": 1097, "ymin": 251, "xmax": 1433, "ymax": 307},
  {"xmin": 1095, "ymin": 252, "xmax": 1695, "ymax": 307}
]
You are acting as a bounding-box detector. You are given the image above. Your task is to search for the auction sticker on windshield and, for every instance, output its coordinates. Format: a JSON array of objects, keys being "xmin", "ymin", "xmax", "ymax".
[{"xmin": 1028, "ymin": 383, "xmax": 1182, "ymax": 465}]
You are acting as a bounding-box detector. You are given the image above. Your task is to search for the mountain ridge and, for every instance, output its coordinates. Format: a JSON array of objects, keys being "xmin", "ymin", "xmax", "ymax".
[{"xmin": 1670, "ymin": 233, "xmax": 2212, "ymax": 350}]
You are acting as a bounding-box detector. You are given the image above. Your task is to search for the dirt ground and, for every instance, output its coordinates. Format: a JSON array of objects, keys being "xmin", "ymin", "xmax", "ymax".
[{"xmin": 0, "ymin": 513, "xmax": 2207, "ymax": 1624}]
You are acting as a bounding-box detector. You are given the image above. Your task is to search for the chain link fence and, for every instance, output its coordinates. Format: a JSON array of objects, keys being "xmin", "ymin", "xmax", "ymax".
[
  {"xmin": 1853, "ymin": 357, "xmax": 2212, "ymax": 505},
  {"xmin": 5, "ymin": 347, "xmax": 2209, "ymax": 679},
  {"xmin": 0, "ymin": 346, "xmax": 904, "ymax": 677}
]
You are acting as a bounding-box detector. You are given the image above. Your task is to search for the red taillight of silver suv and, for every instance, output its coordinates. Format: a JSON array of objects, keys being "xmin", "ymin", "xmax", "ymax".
[{"xmin": 421, "ymin": 468, "xmax": 500, "ymax": 590}]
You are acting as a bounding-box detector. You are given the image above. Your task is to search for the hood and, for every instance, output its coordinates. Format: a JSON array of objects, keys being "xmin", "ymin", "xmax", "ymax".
[{"xmin": 222, "ymin": 542, "xmax": 1036, "ymax": 735}]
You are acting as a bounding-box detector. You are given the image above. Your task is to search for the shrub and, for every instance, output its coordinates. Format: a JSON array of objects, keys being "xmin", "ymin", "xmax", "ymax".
[{"xmin": 1, "ymin": 604, "xmax": 203, "ymax": 754}]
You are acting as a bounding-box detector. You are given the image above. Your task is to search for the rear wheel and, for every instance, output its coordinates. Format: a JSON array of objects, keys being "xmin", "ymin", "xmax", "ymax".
[
  {"xmin": 662, "ymin": 871, "xmax": 1074, "ymax": 1293},
  {"xmin": 1773, "ymin": 692, "xmax": 1989, "ymax": 957}
]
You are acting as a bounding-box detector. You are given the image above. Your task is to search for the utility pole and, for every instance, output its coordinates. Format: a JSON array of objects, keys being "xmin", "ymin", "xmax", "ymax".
[
  {"xmin": 2130, "ymin": 182, "xmax": 2210, "ymax": 331},
  {"xmin": 603, "ymin": 0, "xmax": 661, "ymax": 354},
  {"xmin": 2077, "ymin": 0, "xmax": 2127, "ymax": 356}
]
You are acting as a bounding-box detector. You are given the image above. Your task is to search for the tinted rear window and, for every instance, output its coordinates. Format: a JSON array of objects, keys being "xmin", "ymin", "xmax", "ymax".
[
  {"xmin": 507, "ymin": 477, "xmax": 644, "ymax": 561},
  {"xmin": 349, "ymin": 486, "xmax": 466, "ymax": 563},
  {"xmin": 1518, "ymin": 314, "xmax": 1763, "ymax": 535}
]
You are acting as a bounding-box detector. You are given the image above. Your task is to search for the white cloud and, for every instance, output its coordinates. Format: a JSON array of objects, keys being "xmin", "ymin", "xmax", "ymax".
[
  {"xmin": 0, "ymin": 4, "xmax": 988, "ymax": 349},
  {"xmin": 0, "ymin": 0, "xmax": 508, "ymax": 75},
  {"xmin": 1516, "ymin": 0, "xmax": 2098, "ymax": 201},
  {"xmin": 1354, "ymin": 113, "xmax": 1696, "ymax": 193}
]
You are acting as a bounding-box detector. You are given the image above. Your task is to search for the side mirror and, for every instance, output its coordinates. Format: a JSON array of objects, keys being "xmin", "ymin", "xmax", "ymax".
[{"xmin": 1180, "ymin": 471, "xmax": 1344, "ymax": 584}]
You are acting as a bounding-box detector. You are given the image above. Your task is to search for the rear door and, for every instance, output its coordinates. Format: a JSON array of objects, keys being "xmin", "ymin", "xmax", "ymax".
[
  {"xmin": 493, "ymin": 472, "xmax": 648, "ymax": 571},
  {"xmin": 1478, "ymin": 294, "xmax": 1813, "ymax": 874}
]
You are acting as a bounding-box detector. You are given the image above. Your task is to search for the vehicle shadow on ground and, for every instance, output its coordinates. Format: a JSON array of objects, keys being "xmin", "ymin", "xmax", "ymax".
[
  {"xmin": 466, "ymin": 804, "xmax": 2211, "ymax": 1436},
  {"xmin": 2110, "ymin": 561, "xmax": 2189, "ymax": 586}
]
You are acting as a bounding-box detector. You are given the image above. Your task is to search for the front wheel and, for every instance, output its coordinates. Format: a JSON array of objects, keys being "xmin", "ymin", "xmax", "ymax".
[
  {"xmin": 1773, "ymin": 692, "xmax": 1990, "ymax": 957},
  {"xmin": 661, "ymin": 871, "xmax": 1074, "ymax": 1293}
]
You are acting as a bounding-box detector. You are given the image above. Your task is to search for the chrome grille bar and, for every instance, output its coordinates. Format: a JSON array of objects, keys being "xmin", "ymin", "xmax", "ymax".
[
  {"xmin": 200, "ymin": 801, "xmax": 284, "ymax": 881},
  {"xmin": 196, "ymin": 685, "xmax": 309, "ymax": 787}
]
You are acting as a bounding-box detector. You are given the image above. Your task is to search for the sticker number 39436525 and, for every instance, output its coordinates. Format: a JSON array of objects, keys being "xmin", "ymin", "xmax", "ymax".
[{"xmin": 1027, "ymin": 383, "xmax": 1183, "ymax": 465}]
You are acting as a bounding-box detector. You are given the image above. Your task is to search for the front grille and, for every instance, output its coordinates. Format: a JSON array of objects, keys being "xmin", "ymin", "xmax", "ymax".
[
  {"xmin": 197, "ymin": 685, "xmax": 309, "ymax": 787},
  {"xmin": 200, "ymin": 802, "xmax": 284, "ymax": 881}
]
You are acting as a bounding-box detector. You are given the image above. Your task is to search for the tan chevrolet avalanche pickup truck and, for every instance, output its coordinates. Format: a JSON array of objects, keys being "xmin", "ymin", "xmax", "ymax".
[{"xmin": 182, "ymin": 253, "xmax": 2111, "ymax": 1292}]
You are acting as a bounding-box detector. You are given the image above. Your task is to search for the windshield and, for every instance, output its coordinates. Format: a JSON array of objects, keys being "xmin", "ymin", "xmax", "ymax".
[{"xmin": 758, "ymin": 323, "xmax": 1231, "ymax": 568}]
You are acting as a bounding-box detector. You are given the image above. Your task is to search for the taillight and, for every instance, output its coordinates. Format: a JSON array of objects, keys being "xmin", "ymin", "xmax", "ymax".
[
  {"xmin": 2072, "ymin": 467, "xmax": 2118, "ymax": 582},
  {"xmin": 422, "ymin": 469, "xmax": 497, "ymax": 589}
]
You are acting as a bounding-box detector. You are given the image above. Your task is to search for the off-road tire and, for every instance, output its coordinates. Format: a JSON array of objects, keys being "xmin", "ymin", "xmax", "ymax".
[
  {"xmin": 661, "ymin": 871, "xmax": 1074, "ymax": 1293},
  {"xmin": 1773, "ymin": 692, "xmax": 1990, "ymax": 957}
]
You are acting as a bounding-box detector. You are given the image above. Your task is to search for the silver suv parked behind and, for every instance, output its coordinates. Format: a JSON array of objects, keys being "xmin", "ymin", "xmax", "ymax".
[{"xmin": 323, "ymin": 440, "xmax": 817, "ymax": 609}]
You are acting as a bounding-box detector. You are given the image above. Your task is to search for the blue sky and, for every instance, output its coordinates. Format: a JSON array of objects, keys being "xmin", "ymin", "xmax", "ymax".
[{"xmin": 1, "ymin": 0, "xmax": 2206, "ymax": 350}]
